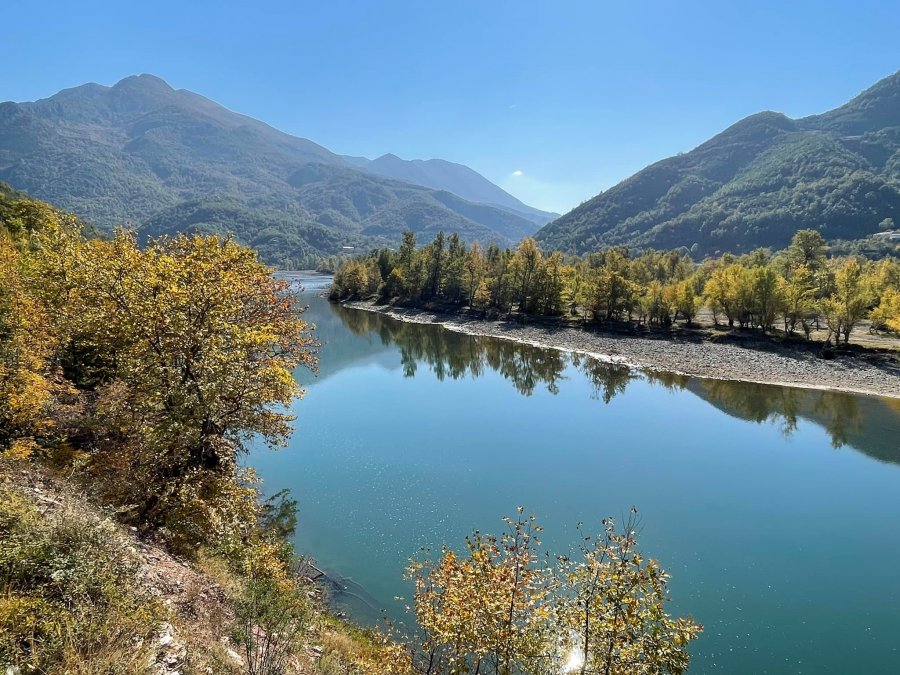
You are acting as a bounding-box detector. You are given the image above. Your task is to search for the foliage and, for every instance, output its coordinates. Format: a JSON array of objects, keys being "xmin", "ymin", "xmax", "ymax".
[
  {"xmin": 410, "ymin": 508, "xmax": 552, "ymax": 674},
  {"xmin": 408, "ymin": 509, "xmax": 701, "ymax": 675},
  {"xmin": 820, "ymin": 259, "xmax": 873, "ymax": 344},
  {"xmin": 0, "ymin": 481, "xmax": 160, "ymax": 674},
  {"xmin": 555, "ymin": 513, "xmax": 701, "ymax": 675},
  {"xmin": 48, "ymin": 231, "xmax": 315, "ymax": 546},
  {"xmin": 331, "ymin": 229, "xmax": 900, "ymax": 347},
  {"xmin": 871, "ymin": 288, "xmax": 900, "ymax": 332},
  {"xmin": 0, "ymin": 188, "xmax": 317, "ymax": 555},
  {"xmin": 0, "ymin": 235, "xmax": 56, "ymax": 449},
  {"xmin": 233, "ymin": 568, "xmax": 311, "ymax": 675}
]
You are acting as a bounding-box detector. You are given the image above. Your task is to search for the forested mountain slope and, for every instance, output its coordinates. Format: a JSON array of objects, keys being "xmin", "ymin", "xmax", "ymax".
[
  {"xmin": 537, "ymin": 70, "xmax": 900, "ymax": 257},
  {"xmin": 0, "ymin": 75, "xmax": 540, "ymax": 266}
]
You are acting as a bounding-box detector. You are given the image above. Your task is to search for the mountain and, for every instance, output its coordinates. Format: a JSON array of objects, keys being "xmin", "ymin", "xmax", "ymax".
[
  {"xmin": 344, "ymin": 153, "xmax": 557, "ymax": 226},
  {"xmin": 537, "ymin": 70, "xmax": 900, "ymax": 257},
  {"xmin": 0, "ymin": 74, "xmax": 542, "ymax": 267}
]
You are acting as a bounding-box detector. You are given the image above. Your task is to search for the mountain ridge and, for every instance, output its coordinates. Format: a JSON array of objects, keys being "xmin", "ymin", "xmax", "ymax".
[
  {"xmin": 344, "ymin": 152, "xmax": 557, "ymax": 225},
  {"xmin": 536, "ymin": 70, "xmax": 900, "ymax": 256},
  {"xmin": 0, "ymin": 74, "xmax": 546, "ymax": 266}
]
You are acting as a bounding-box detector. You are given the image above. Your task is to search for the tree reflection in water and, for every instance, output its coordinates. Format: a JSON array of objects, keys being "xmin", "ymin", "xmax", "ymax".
[{"xmin": 333, "ymin": 303, "xmax": 898, "ymax": 464}]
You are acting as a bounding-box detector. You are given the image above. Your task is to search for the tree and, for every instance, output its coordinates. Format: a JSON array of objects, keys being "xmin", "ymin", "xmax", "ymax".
[
  {"xmin": 65, "ymin": 232, "xmax": 317, "ymax": 536},
  {"xmin": 331, "ymin": 258, "xmax": 371, "ymax": 299},
  {"xmin": 640, "ymin": 281, "xmax": 673, "ymax": 326},
  {"xmin": 511, "ymin": 238, "xmax": 542, "ymax": 312},
  {"xmin": 587, "ymin": 249, "xmax": 635, "ymax": 321},
  {"xmin": 704, "ymin": 263, "xmax": 752, "ymax": 328},
  {"xmin": 443, "ymin": 233, "xmax": 468, "ymax": 304},
  {"xmin": 382, "ymin": 267, "xmax": 407, "ymax": 300},
  {"xmin": 563, "ymin": 266, "xmax": 584, "ymax": 318},
  {"xmin": 786, "ymin": 229, "xmax": 827, "ymax": 273},
  {"xmin": 410, "ymin": 508, "xmax": 551, "ymax": 675},
  {"xmin": 750, "ymin": 266, "xmax": 785, "ymax": 333},
  {"xmin": 673, "ymin": 278, "xmax": 698, "ymax": 326},
  {"xmin": 781, "ymin": 264, "xmax": 817, "ymax": 337},
  {"xmin": 0, "ymin": 233, "xmax": 56, "ymax": 451},
  {"xmin": 534, "ymin": 252, "xmax": 566, "ymax": 316},
  {"xmin": 426, "ymin": 231, "xmax": 446, "ymax": 300},
  {"xmin": 472, "ymin": 279, "xmax": 492, "ymax": 314},
  {"xmin": 465, "ymin": 241, "xmax": 487, "ymax": 306},
  {"xmin": 820, "ymin": 259, "xmax": 871, "ymax": 344},
  {"xmin": 409, "ymin": 510, "xmax": 701, "ymax": 675},
  {"xmin": 870, "ymin": 288, "xmax": 900, "ymax": 333},
  {"xmin": 398, "ymin": 231, "xmax": 417, "ymax": 275},
  {"xmin": 397, "ymin": 231, "xmax": 424, "ymax": 300},
  {"xmin": 556, "ymin": 514, "xmax": 702, "ymax": 675}
]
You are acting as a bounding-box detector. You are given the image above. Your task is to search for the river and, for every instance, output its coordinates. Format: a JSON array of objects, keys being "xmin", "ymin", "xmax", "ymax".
[{"xmin": 251, "ymin": 273, "xmax": 900, "ymax": 674}]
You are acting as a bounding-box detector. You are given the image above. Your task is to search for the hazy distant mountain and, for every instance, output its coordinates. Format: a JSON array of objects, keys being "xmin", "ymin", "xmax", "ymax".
[
  {"xmin": 0, "ymin": 74, "xmax": 542, "ymax": 266},
  {"xmin": 537, "ymin": 70, "xmax": 900, "ymax": 257},
  {"xmin": 344, "ymin": 153, "xmax": 557, "ymax": 226}
]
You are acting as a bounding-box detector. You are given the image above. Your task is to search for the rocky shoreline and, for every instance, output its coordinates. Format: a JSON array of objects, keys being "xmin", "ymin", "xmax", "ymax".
[{"xmin": 343, "ymin": 301, "xmax": 900, "ymax": 399}]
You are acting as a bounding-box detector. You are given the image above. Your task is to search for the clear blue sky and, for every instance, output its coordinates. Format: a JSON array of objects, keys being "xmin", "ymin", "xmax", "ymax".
[{"xmin": 6, "ymin": 0, "xmax": 899, "ymax": 213}]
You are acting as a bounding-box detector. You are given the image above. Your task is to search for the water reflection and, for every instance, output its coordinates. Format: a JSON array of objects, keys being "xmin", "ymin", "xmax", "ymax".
[{"xmin": 328, "ymin": 301, "xmax": 900, "ymax": 465}]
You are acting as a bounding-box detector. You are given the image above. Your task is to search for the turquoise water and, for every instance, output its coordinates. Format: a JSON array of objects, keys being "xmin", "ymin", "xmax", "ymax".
[{"xmin": 251, "ymin": 274, "xmax": 900, "ymax": 674}]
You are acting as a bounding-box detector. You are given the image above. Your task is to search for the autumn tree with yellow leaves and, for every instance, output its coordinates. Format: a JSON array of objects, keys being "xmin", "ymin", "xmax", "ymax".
[
  {"xmin": 331, "ymin": 229, "xmax": 900, "ymax": 347},
  {"xmin": 0, "ymin": 188, "xmax": 317, "ymax": 551},
  {"xmin": 408, "ymin": 509, "xmax": 701, "ymax": 675}
]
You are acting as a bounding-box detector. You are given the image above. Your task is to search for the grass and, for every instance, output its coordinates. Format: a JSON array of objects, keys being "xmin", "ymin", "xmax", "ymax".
[{"xmin": 0, "ymin": 476, "xmax": 161, "ymax": 674}]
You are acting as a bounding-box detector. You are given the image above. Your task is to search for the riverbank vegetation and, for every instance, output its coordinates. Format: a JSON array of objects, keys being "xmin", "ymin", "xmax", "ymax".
[{"xmin": 329, "ymin": 230, "xmax": 900, "ymax": 347}]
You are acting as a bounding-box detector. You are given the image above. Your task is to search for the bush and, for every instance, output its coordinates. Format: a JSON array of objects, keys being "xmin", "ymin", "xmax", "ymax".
[{"xmin": 0, "ymin": 483, "xmax": 160, "ymax": 674}]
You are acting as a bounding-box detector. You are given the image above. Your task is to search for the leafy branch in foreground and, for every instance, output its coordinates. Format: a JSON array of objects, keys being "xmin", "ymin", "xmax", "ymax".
[{"xmin": 408, "ymin": 508, "xmax": 701, "ymax": 675}]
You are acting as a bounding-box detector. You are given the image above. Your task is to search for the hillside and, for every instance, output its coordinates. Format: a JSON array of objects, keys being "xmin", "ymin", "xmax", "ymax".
[
  {"xmin": 537, "ymin": 70, "xmax": 900, "ymax": 257},
  {"xmin": 344, "ymin": 153, "xmax": 557, "ymax": 225},
  {"xmin": 0, "ymin": 74, "xmax": 541, "ymax": 266}
]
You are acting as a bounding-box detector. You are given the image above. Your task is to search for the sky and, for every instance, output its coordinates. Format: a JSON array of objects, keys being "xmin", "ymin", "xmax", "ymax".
[{"xmin": 5, "ymin": 0, "xmax": 900, "ymax": 213}]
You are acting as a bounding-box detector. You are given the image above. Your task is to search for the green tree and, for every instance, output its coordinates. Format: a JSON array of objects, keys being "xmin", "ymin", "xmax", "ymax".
[
  {"xmin": 704, "ymin": 263, "xmax": 751, "ymax": 328},
  {"xmin": 426, "ymin": 231, "xmax": 446, "ymax": 300},
  {"xmin": 786, "ymin": 229, "xmax": 827, "ymax": 273},
  {"xmin": 673, "ymin": 278, "xmax": 698, "ymax": 326},
  {"xmin": 587, "ymin": 249, "xmax": 635, "ymax": 321},
  {"xmin": 781, "ymin": 264, "xmax": 817, "ymax": 337},
  {"xmin": 464, "ymin": 241, "xmax": 487, "ymax": 306},
  {"xmin": 511, "ymin": 238, "xmax": 543, "ymax": 312}
]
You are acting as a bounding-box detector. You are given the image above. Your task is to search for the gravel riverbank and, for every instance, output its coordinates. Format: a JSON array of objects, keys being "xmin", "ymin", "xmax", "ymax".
[{"xmin": 343, "ymin": 301, "xmax": 900, "ymax": 399}]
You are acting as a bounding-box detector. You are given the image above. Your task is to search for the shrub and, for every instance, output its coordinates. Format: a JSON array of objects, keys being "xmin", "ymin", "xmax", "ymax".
[{"xmin": 0, "ymin": 483, "xmax": 160, "ymax": 673}]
